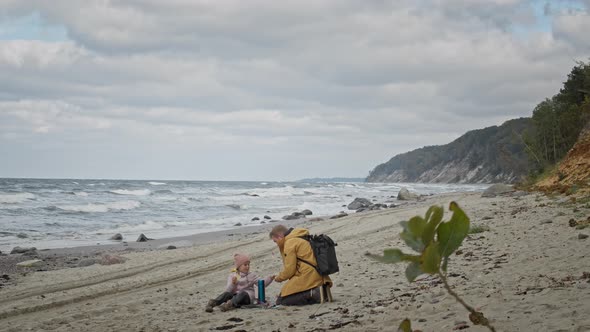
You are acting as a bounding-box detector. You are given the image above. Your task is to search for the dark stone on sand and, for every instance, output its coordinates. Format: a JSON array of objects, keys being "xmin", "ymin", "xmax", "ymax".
[
  {"xmin": 110, "ymin": 233, "xmax": 123, "ymax": 240},
  {"xmin": 264, "ymin": 215, "xmax": 271, "ymax": 219},
  {"xmin": 282, "ymin": 213, "xmax": 304, "ymax": 220},
  {"xmin": 260, "ymin": 221, "xmax": 266, "ymax": 224},
  {"xmin": 481, "ymin": 184, "xmax": 514, "ymax": 198},
  {"xmin": 137, "ymin": 234, "xmax": 153, "ymax": 242},
  {"xmin": 397, "ymin": 188, "xmax": 418, "ymax": 200},
  {"xmin": 347, "ymin": 198, "xmax": 371, "ymax": 210},
  {"xmin": 301, "ymin": 209, "xmax": 313, "ymax": 216},
  {"xmin": 234, "ymin": 223, "xmax": 242, "ymax": 226},
  {"xmin": 251, "ymin": 217, "xmax": 259, "ymax": 221},
  {"xmin": 166, "ymin": 245, "xmax": 177, "ymax": 250},
  {"xmin": 540, "ymin": 219, "xmax": 552, "ymax": 224},
  {"xmin": 579, "ymin": 234, "xmax": 589, "ymax": 240},
  {"xmin": 10, "ymin": 246, "xmax": 37, "ymax": 255},
  {"xmin": 77, "ymin": 258, "xmax": 97, "ymax": 267},
  {"xmin": 330, "ymin": 212, "xmax": 348, "ymax": 219}
]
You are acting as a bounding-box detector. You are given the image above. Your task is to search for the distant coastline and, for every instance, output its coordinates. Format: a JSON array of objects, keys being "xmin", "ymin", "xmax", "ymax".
[{"xmin": 296, "ymin": 177, "xmax": 365, "ymax": 183}]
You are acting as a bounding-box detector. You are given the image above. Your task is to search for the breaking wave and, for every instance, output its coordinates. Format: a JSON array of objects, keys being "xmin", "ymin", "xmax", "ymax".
[
  {"xmin": 51, "ymin": 200, "xmax": 141, "ymax": 213},
  {"xmin": 0, "ymin": 192, "xmax": 36, "ymax": 204},
  {"xmin": 109, "ymin": 189, "xmax": 151, "ymax": 196}
]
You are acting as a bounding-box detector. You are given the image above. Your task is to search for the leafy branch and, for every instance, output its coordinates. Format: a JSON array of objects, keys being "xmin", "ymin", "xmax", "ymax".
[{"xmin": 366, "ymin": 202, "xmax": 496, "ymax": 332}]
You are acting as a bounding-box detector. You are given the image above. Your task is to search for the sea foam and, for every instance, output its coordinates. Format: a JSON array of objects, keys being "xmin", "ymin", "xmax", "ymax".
[
  {"xmin": 0, "ymin": 192, "xmax": 36, "ymax": 204},
  {"xmin": 54, "ymin": 200, "xmax": 141, "ymax": 213},
  {"xmin": 109, "ymin": 189, "xmax": 151, "ymax": 196}
]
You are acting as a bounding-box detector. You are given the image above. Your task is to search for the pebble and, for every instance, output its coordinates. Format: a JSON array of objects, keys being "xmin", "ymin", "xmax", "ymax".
[
  {"xmin": 372, "ymin": 306, "xmax": 386, "ymax": 312},
  {"xmin": 77, "ymin": 258, "xmax": 97, "ymax": 267},
  {"xmin": 579, "ymin": 234, "xmax": 588, "ymax": 240},
  {"xmin": 16, "ymin": 259, "xmax": 43, "ymax": 267}
]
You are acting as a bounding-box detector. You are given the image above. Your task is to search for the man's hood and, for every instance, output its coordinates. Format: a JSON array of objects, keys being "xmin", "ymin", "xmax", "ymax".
[{"xmin": 285, "ymin": 227, "xmax": 310, "ymax": 240}]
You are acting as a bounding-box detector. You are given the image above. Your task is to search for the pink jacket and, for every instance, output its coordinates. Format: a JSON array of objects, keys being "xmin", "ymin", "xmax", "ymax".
[{"xmin": 225, "ymin": 271, "xmax": 273, "ymax": 303}]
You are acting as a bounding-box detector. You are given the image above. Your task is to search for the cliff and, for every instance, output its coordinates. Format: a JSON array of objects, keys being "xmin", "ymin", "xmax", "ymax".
[
  {"xmin": 534, "ymin": 121, "xmax": 590, "ymax": 195},
  {"xmin": 366, "ymin": 118, "xmax": 533, "ymax": 184}
]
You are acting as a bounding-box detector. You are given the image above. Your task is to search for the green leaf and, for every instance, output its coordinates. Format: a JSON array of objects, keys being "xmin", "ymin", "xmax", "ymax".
[
  {"xmin": 422, "ymin": 205, "xmax": 444, "ymax": 246},
  {"xmin": 397, "ymin": 318, "xmax": 412, "ymax": 332},
  {"xmin": 366, "ymin": 249, "xmax": 420, "ymax": 264},
  {"xmin": 421, "ymin": 242, "xmax": 441, "ymax": 274},
  {"xmin": 405, "ymin": 261, "xmax": 422, "ymax": 282},
  {"xmin": 408, "ymin": 216, "xmax": 427, "ymax": 237},
  {"xmin": 400, "ymin": 217, "xmax": 426, "ymax": 252},
  {"xmin": 382, "ymin": 249, "xmax": 405, "ymax": 263},
  {"xmin": 437, "ymin": 201, "xmax": 470, "ymax": 257}
]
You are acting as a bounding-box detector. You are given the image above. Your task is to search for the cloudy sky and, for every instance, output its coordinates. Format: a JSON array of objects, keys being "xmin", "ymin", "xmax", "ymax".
[{"xmin": 0, "ymin": 0, "xmax": 588, "ymax": 181}]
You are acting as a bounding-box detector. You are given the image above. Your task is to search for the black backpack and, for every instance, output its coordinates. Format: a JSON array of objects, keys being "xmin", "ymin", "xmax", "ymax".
[{"xmin": 298, "ymin": 234, "xmax": 339, "ymax": 276}]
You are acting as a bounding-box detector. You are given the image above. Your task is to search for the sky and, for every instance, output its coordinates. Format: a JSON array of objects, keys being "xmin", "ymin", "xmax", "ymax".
[{"xmin": 0, "ymin": 1, "xmax": 589, "ymax": 181}]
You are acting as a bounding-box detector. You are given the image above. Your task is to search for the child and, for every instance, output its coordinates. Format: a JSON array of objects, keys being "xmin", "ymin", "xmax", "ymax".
[{"xmin": 205, "ymin": 253, "xmax": 274, "ymax": 312}]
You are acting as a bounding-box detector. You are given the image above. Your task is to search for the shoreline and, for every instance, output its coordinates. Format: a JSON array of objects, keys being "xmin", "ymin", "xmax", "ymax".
[{"xmin": 1, "ymin": 190, "xmax": 589, "ymax": 331}]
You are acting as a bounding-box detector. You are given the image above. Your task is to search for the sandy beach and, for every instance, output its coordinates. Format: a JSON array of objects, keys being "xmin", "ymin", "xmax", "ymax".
[{"xmin": 1, "ymin": 191, "xmax": 589, "ymax": 331}]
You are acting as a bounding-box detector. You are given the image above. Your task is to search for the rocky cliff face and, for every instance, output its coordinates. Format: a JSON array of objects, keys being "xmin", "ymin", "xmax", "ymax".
[
  {"xmin": 366, "ymin": 118, "xmax": 532, "ymax": 184},
  {"xmin": 535, "ymin": 121, "xmax": 590, "ymax": 194}
]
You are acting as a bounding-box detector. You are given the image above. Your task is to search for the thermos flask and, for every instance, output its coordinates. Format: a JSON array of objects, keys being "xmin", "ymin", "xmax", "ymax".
[{"xmin": 257, "ymin": 279, "xmax": 265, "ymax": 303}]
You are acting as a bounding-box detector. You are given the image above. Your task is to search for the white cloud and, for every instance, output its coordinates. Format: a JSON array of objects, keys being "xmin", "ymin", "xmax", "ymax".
[
  {"xmin": 553, "ymin": 12, "xmax": 590, "ymax": 50},
  {"xmin": 0, "ymin": 1, "xmax": 588, "ymax": 180}
]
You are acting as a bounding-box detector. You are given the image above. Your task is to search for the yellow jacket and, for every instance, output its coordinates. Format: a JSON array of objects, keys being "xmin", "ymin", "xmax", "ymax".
[{"xmin": 275, "ymin": 228, "xmax": 332, "ymax": 297}]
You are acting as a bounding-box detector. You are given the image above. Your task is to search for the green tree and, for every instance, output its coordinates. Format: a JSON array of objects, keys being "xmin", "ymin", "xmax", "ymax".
[{"xmin": 525, "ymin": 60, "xmax": 590, "ymax": 176}]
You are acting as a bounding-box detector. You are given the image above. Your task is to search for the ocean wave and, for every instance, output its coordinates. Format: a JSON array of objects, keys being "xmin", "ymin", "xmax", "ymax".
[
  {"xmin": 149, "ymin": 182, "xmax": 167, "ymax": 186},
  {"xmin": 74, "ymin": 191, "xmax": 89, "ymax": 197},
  {"xmin": 154, "ymin": 189, "xmax": 174, "ymax": 194},
  {"xmin": 0, "ymin": 192, "xmax": 36, "ymax": 204},
  {"xmin": 51, "ymin": 200, "xmax": 141, "ymax": 213},
  {"xmin": 109, "ymin": 189, "xmax": 151, "ymax": 196},
  {"xmin": 96, "ymin": 220, "xmax": 167, "ymax": 234},
  {"xmin": 154, "ymin": 195, "xmax": 177, "ymax": 201},
  {"xmin": 179, "ymin": 197, "xmax": 201, "ymax": 203},
  {"xmin": 225, "ymin": 203, "xmax": 250, "ymax": 210}
]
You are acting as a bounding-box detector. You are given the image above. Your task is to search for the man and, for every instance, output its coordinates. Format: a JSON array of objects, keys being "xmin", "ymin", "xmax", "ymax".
[{"xmin": 270, "ymin": 224, "xmax": 332, "ymax": 305}]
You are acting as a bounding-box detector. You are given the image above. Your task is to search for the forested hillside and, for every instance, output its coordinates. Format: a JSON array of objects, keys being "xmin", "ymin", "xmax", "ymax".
[
  {"xmin": 366, "ymin": 60, "xmax": 590, "ymax": 185},
  {"xmin": 366, "ymin": 118, "xmax": 532, "ymax": 183}
]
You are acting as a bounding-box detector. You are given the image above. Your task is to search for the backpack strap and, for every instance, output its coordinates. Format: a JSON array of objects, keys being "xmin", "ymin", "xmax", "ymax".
[
  {"xmin": 297, "ymin": 235, "xmax": 321, "ymax": 274},
  {"xmin": 297, "ymin": 257, "xmax": 320, "ymax": 274}
]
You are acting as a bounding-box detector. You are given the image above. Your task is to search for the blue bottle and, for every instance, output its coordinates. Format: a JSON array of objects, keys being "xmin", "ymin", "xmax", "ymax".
[{"xmin": 257, "ymin": 279, "xmax": 266, "ymax": 303}]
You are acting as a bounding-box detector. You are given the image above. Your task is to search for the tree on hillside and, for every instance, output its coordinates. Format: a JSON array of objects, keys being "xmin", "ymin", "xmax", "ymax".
[{"xmin": 526, "ymin": 60, "xmax": 590, "ymax": 174}]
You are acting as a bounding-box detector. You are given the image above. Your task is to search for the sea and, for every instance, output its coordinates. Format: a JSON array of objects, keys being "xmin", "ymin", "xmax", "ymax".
[{"xmin": 0, "ymin": 178, "xmax": 489, "ymax": 252}]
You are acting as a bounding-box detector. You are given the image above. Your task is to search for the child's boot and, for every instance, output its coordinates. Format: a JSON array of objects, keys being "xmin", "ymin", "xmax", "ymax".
[
  {"xmin": 219, "ymin": 300, "xmax": 235, "ymax": 312},
  {"xmin": 205, "ymin": 299, "xmax": 216, "ymax": 313}
]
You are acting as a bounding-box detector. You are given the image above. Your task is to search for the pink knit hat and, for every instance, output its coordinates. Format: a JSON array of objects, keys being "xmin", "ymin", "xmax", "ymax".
[{"xmin": 233, "ymin": 253, "xmax": 250, "ymax": 268}]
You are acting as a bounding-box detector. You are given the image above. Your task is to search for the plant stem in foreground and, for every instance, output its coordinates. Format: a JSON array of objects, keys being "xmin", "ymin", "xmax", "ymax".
[{"xmin": 437, "ymin": 270, "xmax": 497, "ymax": 332}]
